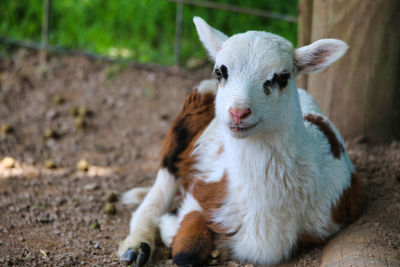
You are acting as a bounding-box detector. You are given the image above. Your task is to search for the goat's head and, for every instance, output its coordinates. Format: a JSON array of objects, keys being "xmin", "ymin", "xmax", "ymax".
[{"xmin": 193, "ymin": 17, "xmax": 348, "ymax": 138}]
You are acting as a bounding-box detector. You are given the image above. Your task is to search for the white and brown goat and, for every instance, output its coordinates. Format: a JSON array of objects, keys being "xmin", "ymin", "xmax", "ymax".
[{"xmin": 117, "ymin": 17, "xmax": 364, "ymax": 266}]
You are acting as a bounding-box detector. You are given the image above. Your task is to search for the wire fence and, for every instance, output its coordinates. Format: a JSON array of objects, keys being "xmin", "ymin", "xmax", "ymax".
[{"xmin": 0, "ymin": 0, "xmax": 298, "ymax": 67}]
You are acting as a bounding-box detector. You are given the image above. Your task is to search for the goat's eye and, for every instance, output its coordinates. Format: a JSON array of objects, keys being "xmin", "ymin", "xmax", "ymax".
[
  {"xmin": 263, "ymin": 72, "xmax": 291, "ymax": 94},
  {"xmin": 263, "ymin": 80, "xmax": 272, "ymax": 95},
  {"xmin": 214, "ymin": 65, "xmax": 228, "ymax": 82},
  {"xmin": 214, "ymin": 69, "xmax": 223, "ymax": 82}
]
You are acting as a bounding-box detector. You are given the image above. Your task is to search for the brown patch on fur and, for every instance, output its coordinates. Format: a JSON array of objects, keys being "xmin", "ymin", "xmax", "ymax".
[
  {"xmin": 304, "ymin": 114, "xmax": 344, "ymax": 159},
  {"xmin": 160, "ymin": 89, "xmax": 232, "ymax": 239},
  {"xmin": 191, "ymin": 173, "xmax": 235, "ymax": 238},
  {"xmin": 331, "ymin": 173, "xmax": 365, "ymax": 226},
  {"xmin": 175, "ymin": 130, "xmax": 207, "ymax": 190},
  {"xmin": 171, "ymin": 211, "xmax": 212, "ymax": 266},
  {"xmin": 192, "ymin": 173, "xmax": 227, "ymax": 215},
  {"xmin": 160, "ymin": 89, "xmax": 215, "ymax": 176}
]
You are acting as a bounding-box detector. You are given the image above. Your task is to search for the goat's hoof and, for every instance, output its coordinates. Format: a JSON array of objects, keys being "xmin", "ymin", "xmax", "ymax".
[{"xmin": 121, "ymin": 242, "xmax": 150, "ymax": 267}]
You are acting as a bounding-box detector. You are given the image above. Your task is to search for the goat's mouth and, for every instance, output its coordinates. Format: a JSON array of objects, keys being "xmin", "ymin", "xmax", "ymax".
[{"xmin": 228, "ymin": 123, "xmax": 258, "ymax": 133}]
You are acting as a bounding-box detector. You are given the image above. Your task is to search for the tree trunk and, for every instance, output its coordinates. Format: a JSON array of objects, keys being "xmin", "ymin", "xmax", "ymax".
[
  {"xmin": 307, "ymin": 0, "xmax": 400, "ymax": 141},
  {"xmin": 296, "ymin": 0, "xmax": 313, "ymax": 89}
]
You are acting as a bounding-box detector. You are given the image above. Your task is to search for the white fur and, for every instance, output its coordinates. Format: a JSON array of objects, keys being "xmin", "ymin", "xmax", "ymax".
[
  {"xmin": 298, "ymin": 88, "xmax": 323, "ymax": 116},
  {"xmin": 193, "ymin": 17, "xmax": 228, "ymax": 59},
  {"xmin": 159, "ymin": 193, "xmax": 202, "ymax": 247},
  {"xmin": 117, "ymin": 168, "xmax": 177, "ymax": 258},
  {"xmin": 159, "ymin": 213, "xmax": 179, "ymax": 247},
  {"xmin": 119, "ymin": 17, "xmax": 352, "ymax": 266}
]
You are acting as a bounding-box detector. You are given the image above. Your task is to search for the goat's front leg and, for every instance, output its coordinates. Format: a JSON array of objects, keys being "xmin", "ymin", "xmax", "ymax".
[
  {"xmin": 117, "ymin": 168, "xmax": 177, "ymax": 266},
  {"xmin": 172, "ymin": 210, "xmax": 213, "ymax": 266}
]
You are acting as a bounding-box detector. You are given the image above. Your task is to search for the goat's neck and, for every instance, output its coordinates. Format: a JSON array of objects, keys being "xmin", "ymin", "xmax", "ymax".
[{"xmin": 222, "ymin": 103, "xmax": 310, "ymax": 183}]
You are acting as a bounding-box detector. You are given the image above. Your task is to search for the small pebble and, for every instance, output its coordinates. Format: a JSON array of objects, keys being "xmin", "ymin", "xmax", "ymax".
[
  {"xmin": 45, "ymin": 109, "xmax": 59, "ymax": 120},
  {"xmin": 43, "ymin": 128, "xmax": 57, "ymax": 139},
  {"xmin": 2, "ymin": 157, "xmax": 15, "ymax": 168},
  {"xmin": 0, "ymin": 123, "xmax": 12, "ymax": 135},
  {"xmin": 164, "ymin": 259, "xmax": 173, "ymax": 265},
  {"xmin": 160, "ymin": 114, "xmax": 170, "ymax": 121},
  {"xmin": 77, "ymin": 159, "xmax": 89, "ymax": 172},
  {"xmin": 103, "ymin": 203, "xmax": 116, "ymax": 216},
  {"xmin": 93, "ymin": 242, "xmax": 100, "ymax": 249},
  {"xmin": 45, "ymin": 159, "xmax": 56, "ymax": 169},
  {"xmin": 84, "ymin": 183, "xmax": 99, "ymax": 191},
  {"xmin": 210, "ymin": 249, "xmax": 220, "ymax": 258},
  {"xmin": 105, "ymin": 192, "xmax": 118, "ymax": 203}
]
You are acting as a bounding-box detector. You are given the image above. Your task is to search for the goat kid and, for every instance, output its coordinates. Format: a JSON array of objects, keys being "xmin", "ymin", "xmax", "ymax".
[{"xmin": 117, "ymin": 17, "xmax": 364, "ymax": 266}]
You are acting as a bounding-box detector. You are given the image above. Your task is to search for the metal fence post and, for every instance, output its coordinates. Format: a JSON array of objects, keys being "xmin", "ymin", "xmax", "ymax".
[
  {"xmin": 174, "ymin": 2, "xmax": 183, "ymax": 66},
  {"xmin": 41, "ymin": 0, "xmax": 51, "ymax": 51}
]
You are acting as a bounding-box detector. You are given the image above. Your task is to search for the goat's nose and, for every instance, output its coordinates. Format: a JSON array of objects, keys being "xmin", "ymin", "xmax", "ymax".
[{"xmin": 229, "ymin": 108, "xmax": 252, "ymax": 121}]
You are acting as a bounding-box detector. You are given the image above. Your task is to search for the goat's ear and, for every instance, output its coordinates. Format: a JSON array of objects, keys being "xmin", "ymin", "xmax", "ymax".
[
  {"xmin": 295, "ymin": 39, "xmax": 348, "ymax": 75},
  {"xmin": 193, "ymin": 16, "xmax": 228, "ymax": 60}
]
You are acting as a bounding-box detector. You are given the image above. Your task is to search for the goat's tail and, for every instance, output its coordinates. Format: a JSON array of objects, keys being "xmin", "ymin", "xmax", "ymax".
[{"xmin": 121, "ymin": 186, "xmax": 151, "ymax": 205}]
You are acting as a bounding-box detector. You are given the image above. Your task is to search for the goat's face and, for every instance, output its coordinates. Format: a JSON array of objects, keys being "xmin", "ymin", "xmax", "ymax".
[
  {"xmin": 194, "ymin": 17, "xmax": 348, "ymax": 138},
  {"xmin": 214, "ymin": 32, "xmax": 295, "ymax": 138}
]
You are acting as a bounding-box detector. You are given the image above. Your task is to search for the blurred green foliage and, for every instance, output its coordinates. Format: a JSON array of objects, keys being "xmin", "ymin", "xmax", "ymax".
[{"xmin": 0, "ymin": 0, "xmax": 298, "ymax": 66}]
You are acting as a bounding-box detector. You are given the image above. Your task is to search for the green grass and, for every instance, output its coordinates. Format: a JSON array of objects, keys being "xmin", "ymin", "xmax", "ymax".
[{"xmin": 0, "ymin": 0, "xmax": 298, "ymax": 66}]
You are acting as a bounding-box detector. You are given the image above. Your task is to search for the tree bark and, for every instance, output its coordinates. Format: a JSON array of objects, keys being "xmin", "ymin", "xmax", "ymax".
[
  {"xmin": 296, "ymin": 0, "xmax": 313, "ymax": 90},
  {"xmin": 307, "ymin": 0, "xmax": 400, "ymax": 141}
]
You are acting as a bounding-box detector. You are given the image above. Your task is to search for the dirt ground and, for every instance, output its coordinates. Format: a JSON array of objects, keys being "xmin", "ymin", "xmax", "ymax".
[{"xmin": 0, "ymin": 50, "xmax": 399, "ymax": 267}]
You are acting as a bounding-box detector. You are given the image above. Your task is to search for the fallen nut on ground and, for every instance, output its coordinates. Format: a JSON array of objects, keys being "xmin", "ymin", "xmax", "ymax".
[
  {"xmin": 45, "ymin": 159, "xmax": 56, "ymax": 169},
  {"xmin": 2, "ymin": 157, "xmax": 15, "ymax": 168},
  {"xmin": 90, "ymin": 221, "xmax": 100, "ymax": 229},
  {"xmin": 103, "ymin": 203, "xmax": 116, "ymax": 215},
  {"xmin": 78, "ymin": 106, "xmax": 90, "ymax": 117},
  {"xmin": 105, "ymin": 192, "xmax": 118, "ymax": 203},
  {"xmin": 76, "ymin": 159, "xmax": 89, "ymax": 172},
  {"xmin": 53, "ymin": 94, "xmax": 65, "ymax": 105},
  {"xmin": 70, "ymin": 107, "xmax": 79, "ymax": 117},
  {"xmin": 75, "ymin": 116, "xmax": 86, "ymax": 129},
  {"xmin": 0, "ymin": 123, "xmax": 12, "ymax": 135},
  {"xmin": 43, "ymin": 128, "xmax": 57, "ymax": 139}
]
